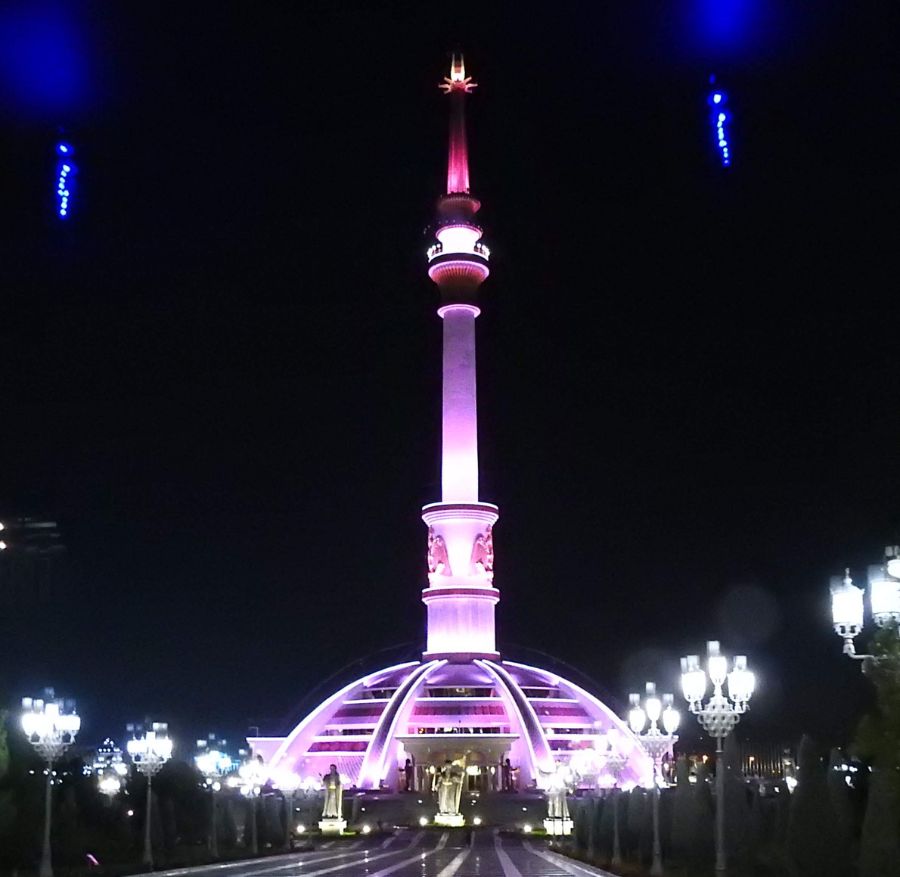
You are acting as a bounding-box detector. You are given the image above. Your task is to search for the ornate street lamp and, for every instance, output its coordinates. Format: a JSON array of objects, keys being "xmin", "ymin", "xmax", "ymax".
[
  {"xmin": 21, "ymin": 692, "xmax": 81, "ymax": 877},
  {"xmin": 681, "ymin": 642, "xmax": 754, "ymax": 875},
  {"xmin": 127, "ymin": 723, "xmax": 173, "ymax": 869},
  {"xmin": 195, "ymin": 741, "xmax": 234, "ymax": 858},
  {"xmin": 628, "ymin": 683, "xmax": 680, "ymax": 877},
  {"xmin": 830, "ymin": 548, "xmax": 900, "ymax": 663},
  {"xmin": 598, "ymin": 728, "xmax": 628, "ymax": 868},
  {"xmin": 93, "ymin": 738, "xmax": 128, "ymax": 799},
  {"xmin": 236, "ymin": 754, "xmax": 267, "ymax": 855},
  {"xmin": 272, "ymin": 768, "xmax": 301, "ymax": 850}
]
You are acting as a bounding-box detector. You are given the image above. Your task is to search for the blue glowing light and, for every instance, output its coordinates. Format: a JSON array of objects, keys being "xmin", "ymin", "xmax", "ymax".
[
  {"xmin": 709, "ymin": 89, "xmax": 732, "ymax": 167},
  {"xmin": 54, "ymin": 142, "xmax": 75, "ymax": 218},
  {"xmin": 0, "ymin": 3, "xmax": 90, "ymax": 116}
]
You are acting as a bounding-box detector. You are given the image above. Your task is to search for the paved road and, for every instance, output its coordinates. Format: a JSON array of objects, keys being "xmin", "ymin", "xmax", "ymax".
[{"xmin": 155, "ymin": 830, "xmax": 613, "ymax": 877}]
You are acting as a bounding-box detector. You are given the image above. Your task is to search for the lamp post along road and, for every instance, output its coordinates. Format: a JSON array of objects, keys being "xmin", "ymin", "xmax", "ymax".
[
  {"xmin": 237, "ymin": 755, "xmax": 266, "ymax": 855},
  {"xmin": 127, "ymin": 723, "xmax": 173, "ymax": 870},
  {"xmin": 21, "ymin": 692, "xmax": 81, "ymax": 877},
  {"xmin": 273, "ymin": 769, "xmax": 301, "ymax": 850},
  {"xmin": 681, "ymin": 642, "xmax": 754, "ymax": 875},
  {"xmin": 600, "ymin": 729, "xmax": 627, "ymax": 868},
  {"xmin": 195, "ymin": 743, "xmax": 233, "ymax": 858},
  {"xmin": 830, "ymin": 548, "xmax": 900, "ymax": 666},
  {"xmin": 628, "ymin": 683, "xmax": 680, "ymax": 877}
]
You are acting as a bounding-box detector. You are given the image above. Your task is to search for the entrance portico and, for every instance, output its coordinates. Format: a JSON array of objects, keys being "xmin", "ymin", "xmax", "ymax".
[{"xmin": 397, "ymin": 733, "xmax": 518, "ymax": 793}]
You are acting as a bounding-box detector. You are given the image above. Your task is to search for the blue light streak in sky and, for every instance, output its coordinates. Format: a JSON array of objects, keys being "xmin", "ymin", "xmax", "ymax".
[
  {"xmin": 709, "ymin": 89, "xmax": 732, "ymax": 167},
  {"xmin": 55, "ymin": 142, "xmax": 74, "ymax": 218}
]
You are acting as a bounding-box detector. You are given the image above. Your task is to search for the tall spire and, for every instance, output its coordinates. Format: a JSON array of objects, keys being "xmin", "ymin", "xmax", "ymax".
[
  {"xmin": 439, "ymin": 54, "xmax": 477, "ymax": 194},
  {"xmin": 421, "ymin": 55, "xmax": 499, "ymax": 660}
]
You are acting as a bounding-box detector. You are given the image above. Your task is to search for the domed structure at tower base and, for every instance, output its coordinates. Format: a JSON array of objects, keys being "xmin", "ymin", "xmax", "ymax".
[{"xmin": 249, "ymin": 658, "xmax": 651, "ymax": 792}]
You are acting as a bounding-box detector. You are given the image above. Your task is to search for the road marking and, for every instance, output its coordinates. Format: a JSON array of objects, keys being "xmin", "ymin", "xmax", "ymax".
[
  {"xmin": 152, "ymin": 831, "xmax": 429, "ymax": 877},
  {"xmin": 524, "ymin": 842, "xmax": 617, "ymax": 876},
  {"xmin": 249, "ymin": 831, "xmax": 430, "ymax": 877},
  {"xmin": 362, "ymin": 832, "xmax": 448, "ymax": 877},
  {"xmin": 435, "ymin": 848, "xmax": 470, "ymax": 877},
  {"xmin": 156, "ymin": 831, "xmax": 425, "ymax": 877},
  {"xmin": 493, "ymin": 833, "xmax": 523, "ymax": 877}
]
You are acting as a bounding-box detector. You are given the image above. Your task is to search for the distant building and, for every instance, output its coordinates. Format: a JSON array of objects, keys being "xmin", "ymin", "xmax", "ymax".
[{"xmin": 0, "ymin": 516, "xmax": 68, "ymax": 609}]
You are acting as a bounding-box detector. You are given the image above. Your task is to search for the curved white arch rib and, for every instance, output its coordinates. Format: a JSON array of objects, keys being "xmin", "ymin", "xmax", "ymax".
[
  {"xmin": 502, "ymin": 659, "xmax": 653, "ymax": 784},
  {"xmin": 267, "ymin": 661, "xmax": 421, "ymax": 770},
  {"xmin": 357, "ymin": 660, "xmax": 444, "ymax": 788},
  {"xmin": 477, "ymin": 659, "xmax": 555, "ymax": 783}
]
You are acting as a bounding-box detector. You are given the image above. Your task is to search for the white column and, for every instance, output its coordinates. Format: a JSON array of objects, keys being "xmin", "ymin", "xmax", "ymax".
[{"xmin": 441, "ymin": 305, "xmax": 479, "ymax": 502}]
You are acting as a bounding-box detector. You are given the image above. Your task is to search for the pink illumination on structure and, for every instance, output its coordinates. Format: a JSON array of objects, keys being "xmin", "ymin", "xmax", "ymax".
[
  {"xmin": 439, "ymin": 54, "xmax": 477, "ymax": 194},
  {"xmin": 248, "ymin": 56, "xmax": 653, "ymax": 796}
]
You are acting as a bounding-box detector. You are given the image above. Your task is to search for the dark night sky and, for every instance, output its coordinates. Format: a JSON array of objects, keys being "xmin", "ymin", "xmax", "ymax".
[{"xmin": 1, "ymin": 1, "xmax": 898, "ymax": 754}]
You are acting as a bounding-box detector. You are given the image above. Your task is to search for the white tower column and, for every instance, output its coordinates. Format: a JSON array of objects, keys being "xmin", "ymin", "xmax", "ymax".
[{"xmin": 441, "ymin": 304, "xmax": 479, "ymax": 502}]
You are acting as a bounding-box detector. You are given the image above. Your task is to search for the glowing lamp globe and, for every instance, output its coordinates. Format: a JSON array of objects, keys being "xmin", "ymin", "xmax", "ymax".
[
  {"xmin": 21, "ymin": 710, "xmax": 40, "ymax": 738},
  {"xmin": 831, "ymin": 573, "xmax": 864, "ymax": 635},
  {"xmin": 868, "ymin": 564, "xmax": 900, "ymax": 628},
  {"xmin": 727, "ymin": 656, "xmax": 755, "ymax": 704},
  {"xmin": 887, "ymin": 556, "xmax": 900, "ymax": 579},
  {"xmin": 680, "ymin": 656, "xmax": 707, "ymax": 704},
  {"xmin": 628, "ymin": 693, "xmax": 647, "ymax": 734},
  {"xmin": 644, "ymin": 687, "xmax": 662, "ymax": 726},
  {"xmin": 661, "ymin": 701, "xmax": 680, "ymax": 736},
  {"xmin": 273, "ymin": 768, "xmax": 301, "ymax": 793},
  {"xmin": 706, "ymin": 641, "xmax": 728, "ymax": 686}
]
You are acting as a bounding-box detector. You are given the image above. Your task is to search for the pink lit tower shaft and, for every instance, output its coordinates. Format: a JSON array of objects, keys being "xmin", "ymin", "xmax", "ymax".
[{"xmin": 422, "ymin": 56, "xmax": 499, "ymax": 659}]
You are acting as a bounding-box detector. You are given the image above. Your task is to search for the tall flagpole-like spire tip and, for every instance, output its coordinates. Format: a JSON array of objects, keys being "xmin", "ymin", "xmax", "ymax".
[{"xmin": 439, "ymin": 53, "xmax": 477, "ymax": 94}]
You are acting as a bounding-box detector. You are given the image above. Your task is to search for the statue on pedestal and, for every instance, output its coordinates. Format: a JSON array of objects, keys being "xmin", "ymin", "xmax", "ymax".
[
  {"xmin": 546, "ymin": 768, "xmax": 570, "ymax": 820},
  {"xmin": 542, "ymin": 763, "xmax": 575, "ymax": 836},
  {"xmin": 322, "ymin": 764, "xmax": 342, "ymax": 819},
  {"xmin": 436, "ymin": 760, "xmax": 463, "ymax": 815}
]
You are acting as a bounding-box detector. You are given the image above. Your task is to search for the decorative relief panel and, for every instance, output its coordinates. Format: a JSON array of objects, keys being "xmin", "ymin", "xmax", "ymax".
[
  {"xmin": 427, "ymin": 526, "xmax": 451, "ymax": 576},
  {"xmin": 471, "ymin": 525, "xmax": 494, "ymax": 578}
]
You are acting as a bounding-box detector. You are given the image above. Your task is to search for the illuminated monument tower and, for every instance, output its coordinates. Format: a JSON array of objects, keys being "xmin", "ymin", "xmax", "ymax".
[
  {"xmin": 249, "ymin": 57, "xmax": 651, "ymax": 795},
  {"xmin": 422, "ymin": 55, "xmax": 498, "ymax": 659}
]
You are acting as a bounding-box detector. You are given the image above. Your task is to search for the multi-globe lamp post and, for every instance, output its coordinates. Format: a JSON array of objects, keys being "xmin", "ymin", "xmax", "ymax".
[
  {"xmin": 195, "ymin": 742, "xmax": 234, "ymax": 858},
  {"xmin": 272, "ymin": 768, "xmax": 301, "ymax": 850},
  {"xmin": 628, "ymin": 683, "xmax": 680, "ymax": 877},
  {"xmin": 21, "ymin": 693, "xmax": 81, "ymax": 877},
  {"xmin": 93, "ymin": 738, "xmax": 129, "ymax": 799},
  {"xmin": 681, "ymin": 642, "xmax": 754, "ymax": 875},
  {"xmin": 127, "ymin": 723, "xmax": 173, "ymax": 869},
  {"xmin": 830, "ymin": 548, "xmax": 900, "ymax": 665},
  {"xmin": 236, "ymin": 754, "xmax": 267, "ymax": 855},
  {"xmin": 597, "ymin": 728, "xmax": 628, "ymax": 868}
]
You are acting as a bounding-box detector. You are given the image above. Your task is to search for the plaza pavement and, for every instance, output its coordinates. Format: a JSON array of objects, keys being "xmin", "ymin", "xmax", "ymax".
[{"xmin": 152, "ymin": 829, "xmax": 616, "ymax": 877}]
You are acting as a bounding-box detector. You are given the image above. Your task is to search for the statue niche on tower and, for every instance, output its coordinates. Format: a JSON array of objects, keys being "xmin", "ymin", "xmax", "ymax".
[
  {"xmin": 471, "ymin": 525, "xmax": 494, "ymax": 580},
  {"xmin": 427, "ymin": 527, "xmax": 451, "ymax": 577},
  {"xmin": 318, "ymin": 764, "xmax": 346, "ymax": 834}
]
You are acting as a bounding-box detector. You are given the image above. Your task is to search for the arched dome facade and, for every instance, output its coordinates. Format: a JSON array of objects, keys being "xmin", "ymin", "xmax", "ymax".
[{"xmin": 250, "ymin": 659, "xmax": 652, "ymax": 792}]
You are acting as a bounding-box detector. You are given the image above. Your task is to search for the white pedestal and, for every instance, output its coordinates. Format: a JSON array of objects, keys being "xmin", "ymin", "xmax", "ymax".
[
  {"xmin": 543, "ymin": 817, "xmax": 573, "ymax": 836},
  {"xmin": 318, "ymin": 818, "xmax": 347, "ymax": 834},
  {"xmin": 434, "ymin": 812, "xmax": 466, "ymax": 828}
]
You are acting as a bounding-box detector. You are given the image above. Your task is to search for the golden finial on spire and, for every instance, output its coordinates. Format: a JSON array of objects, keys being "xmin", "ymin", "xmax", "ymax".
[{"xmin": 439, "ymin": 53, "xmax": 477, "ymax": 94}]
